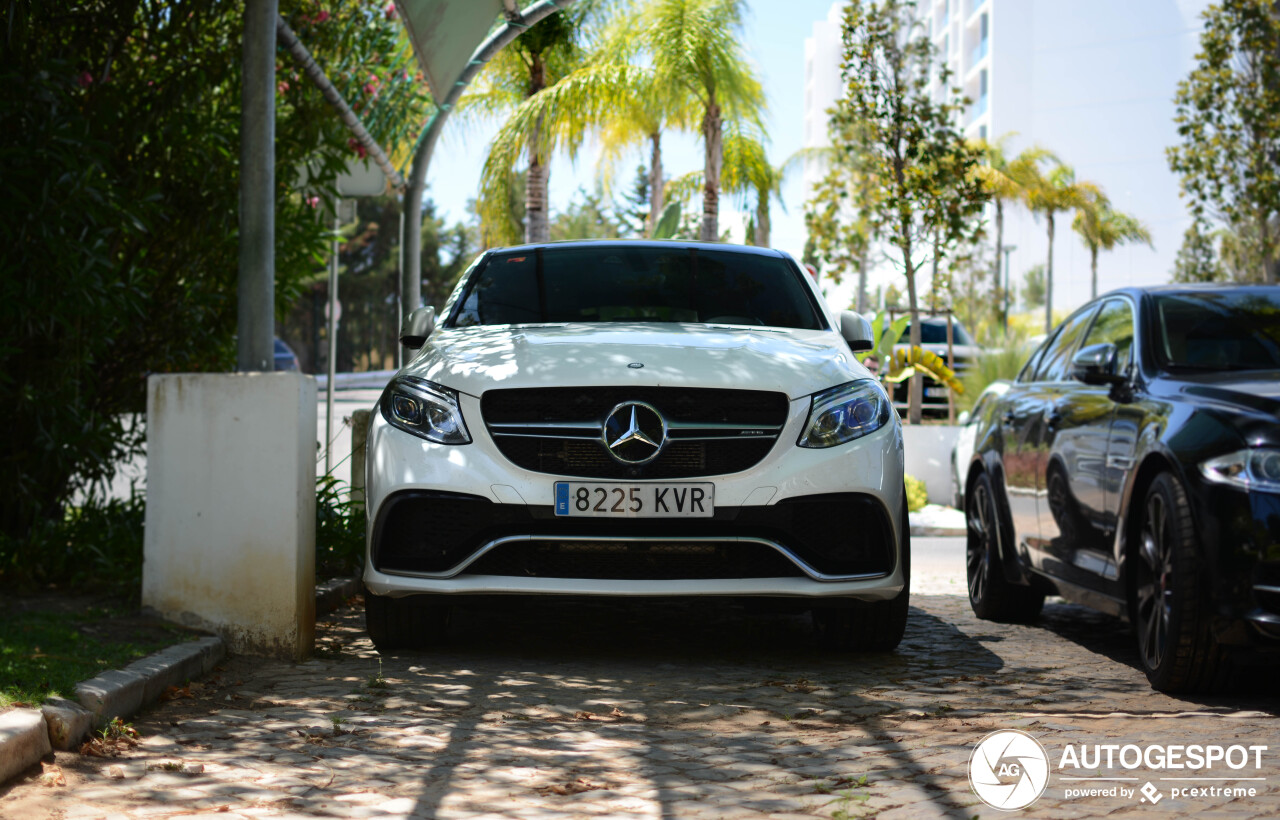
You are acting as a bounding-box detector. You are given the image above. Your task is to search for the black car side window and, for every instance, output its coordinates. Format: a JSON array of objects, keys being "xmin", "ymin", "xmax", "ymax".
[
  {"xmin": 1033, "ymin": 307, "xmax": 1099, "ymax": 382},
  {"xmin": 1082, "ymin": 299, "xmax": 1135, "ymax": 371}
]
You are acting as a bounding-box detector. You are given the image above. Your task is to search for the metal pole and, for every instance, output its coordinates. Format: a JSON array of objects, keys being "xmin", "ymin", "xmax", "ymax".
[
  {"xmin": 237, "ymin": 0, "xmax": 278, "ymax": 372},
  {"xmin": 396, "ymin": 207, "xmax": 405, "ymax": 371},
  {"xmin": 400, "ymin": 0, "xmax": 576, "ymax": 349},
  {"xmin": 325, "ymin": 204, "xmax": 340, "ymax": 475}
]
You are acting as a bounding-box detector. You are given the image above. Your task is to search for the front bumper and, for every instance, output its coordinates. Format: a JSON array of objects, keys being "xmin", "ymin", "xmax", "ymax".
[
  {"xmin": 1184, "ymin": 475, "xmax": 1280, "ymax": 645},
  {"xmin": 363, "ymin": 391, "xmax": 906, "ymax": 600}
]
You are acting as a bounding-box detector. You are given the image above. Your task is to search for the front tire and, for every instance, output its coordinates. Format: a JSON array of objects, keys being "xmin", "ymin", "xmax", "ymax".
[
  {"xmin": 966, "ymin": 471, "xmax": 1044, "ymax": 622},
  {"xmin": 365, "ymin": 592, "xmax": 451, "ymax": 653},
  {"xmin": 1131, "ymin": 472, "xmax": 1223, "ymax": 693}
]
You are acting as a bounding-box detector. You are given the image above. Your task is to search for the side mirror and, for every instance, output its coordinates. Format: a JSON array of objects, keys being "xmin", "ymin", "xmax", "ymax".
[
  {"xmin": 839, "ymin": 310, "xmax": 874, "ymax": 352},
  {"xmin": 399, "ymin": 306, "xmax": 436, "ymax": 349},
  {"xmin": 1071, "ymin": 342, "xmax": 1124, "ymax": 385},
  {"xmin": 957, "ymin": 410, "xmax": 971, "ymax": 426}
]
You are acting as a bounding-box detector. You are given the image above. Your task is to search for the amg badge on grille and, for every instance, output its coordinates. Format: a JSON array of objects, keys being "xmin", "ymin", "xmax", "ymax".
[{"xmin": 602, "ymin": 401, "xmax": 667, "ymax": 465}]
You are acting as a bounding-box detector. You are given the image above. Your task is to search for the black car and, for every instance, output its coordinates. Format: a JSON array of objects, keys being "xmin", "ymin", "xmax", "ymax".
[{"xmin": 960, "ymin": 285, "xmax": 1280, "ymax": 692}]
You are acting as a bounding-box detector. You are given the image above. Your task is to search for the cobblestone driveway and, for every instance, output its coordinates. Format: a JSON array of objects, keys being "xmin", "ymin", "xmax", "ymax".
[{"xmin": 4, "ymin": 562, "xmax": 1278, "ymax": 819}]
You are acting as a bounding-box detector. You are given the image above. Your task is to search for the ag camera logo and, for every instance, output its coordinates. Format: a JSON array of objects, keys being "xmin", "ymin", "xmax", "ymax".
[{"xmin": 969, "ymin": 730, "xmax": 1051, "ymax": 810}]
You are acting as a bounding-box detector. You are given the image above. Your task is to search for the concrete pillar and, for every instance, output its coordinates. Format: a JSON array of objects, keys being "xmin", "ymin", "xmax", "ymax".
[{"xmin": 143, "ymin": 373, "xmax": 316, "ymax": 659}]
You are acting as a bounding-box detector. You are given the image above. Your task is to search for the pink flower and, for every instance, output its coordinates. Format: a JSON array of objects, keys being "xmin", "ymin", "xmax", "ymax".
[
  {"xmin": 347, "ymin": 138, "xmax": 368, "ymax": 159},
  {"xmin": 306, "ymin": 196, "xmax": 320, "ymax": 209},
  {"xmin": 277, "ymin": 80, "xmax": 290, "ymax": 94},
  {"xmin": 385, "ymin": 3, "xmax": 397, "ymax": 20},
  {"xmin": 77, "ymin": 71, "xmax": 93, "ymax": 87},
  {"xmin": 363, "ymin": 83, "xmax": 375, "ymax": 95},
  {"xmin": 313, "ymin": 9, "xmax": 330, "ymax": 23}
]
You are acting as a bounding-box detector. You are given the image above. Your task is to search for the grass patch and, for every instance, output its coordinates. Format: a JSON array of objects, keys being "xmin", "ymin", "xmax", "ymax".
[{"xmin": 0, "ymin": 601, "xmax": 189, "ymax": 709}]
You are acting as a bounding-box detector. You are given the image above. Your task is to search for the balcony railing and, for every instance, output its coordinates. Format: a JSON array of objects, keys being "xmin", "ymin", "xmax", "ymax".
[{"xmin": 971, "ymin": 38, "xmax": 988, "ymax": 66}]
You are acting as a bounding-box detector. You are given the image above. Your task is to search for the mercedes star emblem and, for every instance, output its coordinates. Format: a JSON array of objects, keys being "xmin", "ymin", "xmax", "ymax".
[{"xmin": 602, "ymin": 401, "xmax": 667, "ymax": 465}]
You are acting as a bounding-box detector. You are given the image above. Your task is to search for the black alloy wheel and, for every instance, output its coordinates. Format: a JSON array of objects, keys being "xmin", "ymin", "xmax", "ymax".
[
  {"xmin": 965, "ymin": 471, "xmax": 1043, "ymax": 623},
  {"xmin": 1131, "ymin": 472, "xmax": 1223, "ymax": 692}
]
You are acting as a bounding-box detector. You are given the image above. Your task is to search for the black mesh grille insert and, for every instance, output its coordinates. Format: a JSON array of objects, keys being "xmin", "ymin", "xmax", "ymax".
[
  {"xmin": 371, "ymin": 491, "xmax": 895, "ymax": 579},
  {"xmin": 481, "ymin": 387, "xmax": 789, "ymax": 479},
  {"xmin": 467, "ymin": 540, "xmax": 805, "ymax": 580}
]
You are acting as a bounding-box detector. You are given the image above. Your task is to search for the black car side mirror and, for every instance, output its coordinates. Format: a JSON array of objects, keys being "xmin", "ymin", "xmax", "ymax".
[
  {"xmin": 1071, "ymin": 342, "xmax": 1125, "ymax": 386},
  {"xmin": 399, "ymin": 306, "xmax": 436, "ymax": 349}
]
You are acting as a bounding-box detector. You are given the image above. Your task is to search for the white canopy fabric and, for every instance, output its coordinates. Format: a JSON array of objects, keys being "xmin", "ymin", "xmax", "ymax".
[{"xmin": 396, "ymin": 0, "xmax": 505, "ymax": 106}]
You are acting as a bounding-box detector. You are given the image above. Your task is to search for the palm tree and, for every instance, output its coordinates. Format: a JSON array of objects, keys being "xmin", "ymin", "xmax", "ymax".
[
  {"xmin": 969, "ymin": 136, "xmax": 1049, "ymax": 330},
  {"xmin": 1023, "ymin": 160, "xmax": 1101, "ymax": 334},
  {"xmin": 464, "ymin": 9, "xmax": 589, "ymax": 245},
  {"xmin": 633, "ymin": 0, "xmax": 766, "ymax": 242},
  {"xmin": 1071, "ymin": 196, "xmax": 1153, "ymax": 299},
  {"xmin": 721, "ymin": 128, "xmax": 786, "ymax": 247}
]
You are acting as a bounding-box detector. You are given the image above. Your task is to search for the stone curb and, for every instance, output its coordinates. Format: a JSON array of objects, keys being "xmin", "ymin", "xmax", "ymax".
[
  {"xmin": 0, "ymin": 708, "xmax": 52, "ymax": 785},
  {"xmin": 1, "ymin": 577, "xmax": 358, "ymax": 787},
  {"xmin": 315, "ymin": 576, "xmax": 360, "ymax": 617},
  {"xmin": 909, "ymin": 524, "xmax": 967, "ymax": 537}
]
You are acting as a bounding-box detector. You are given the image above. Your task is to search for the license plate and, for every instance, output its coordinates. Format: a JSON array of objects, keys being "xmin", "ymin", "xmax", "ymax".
[
  {"xmin": 554, "ymin": 482, "xmax": 714, "ymax": 518},
  {"xmin": 925, "ymin": 386, "xmax": 950, "ymax": 398}
]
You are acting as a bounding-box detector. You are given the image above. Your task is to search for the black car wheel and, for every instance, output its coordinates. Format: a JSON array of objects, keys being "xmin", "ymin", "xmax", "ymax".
[
  {"xmin": 366, "ymin": 591, "xmax": 451, "ymax": 653},
  {"xmin": 813, "ymin": 493, "xmax": 910, "ymax": 652},
  {"xmin": 1132, "ymin": 472, "xmax": 1223, "ymax": 692},
  {"xmin": 966, "ymin": 471, "xmax": 1043, "ymax": 622}
]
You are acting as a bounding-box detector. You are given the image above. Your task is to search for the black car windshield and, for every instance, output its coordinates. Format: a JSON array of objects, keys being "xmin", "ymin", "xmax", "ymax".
[
  {"xmin": 900, "ymin": 321, "xmax": 975, "ymax": 346},
  {"xmin": 448, "ymin": 246, "xmax": 824, "ymax": 330},
  {"xmin": 1154, "ymin": 290, "xmax": 1280, "ymax": 371}
]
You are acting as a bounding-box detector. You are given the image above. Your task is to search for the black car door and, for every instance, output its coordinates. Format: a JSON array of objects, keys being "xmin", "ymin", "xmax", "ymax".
[
  {"xmin": 1021, "ymin": 306, "xmax": 1099, "ymax": 570},
  {"xmin": 1038, "ymin": 300, "xmax": 1131, "ymax": 590}
]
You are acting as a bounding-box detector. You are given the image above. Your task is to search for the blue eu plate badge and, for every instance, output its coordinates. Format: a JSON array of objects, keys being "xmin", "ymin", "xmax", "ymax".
[{"xmin": 555, "ymin": 482, "xmax": 569, "ymax": 515}]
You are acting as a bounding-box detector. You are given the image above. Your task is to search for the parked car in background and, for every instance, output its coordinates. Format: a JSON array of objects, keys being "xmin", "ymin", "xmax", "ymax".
[
  {"xmin": 890, "ymin": 316, "xmax": 980, "ymax": 415},
  {"xmin": 959, "ymin": 285, "xmax": 1280, "ymax": 692},
  {"xmin": 274, "ymin": 337, "xmax": 300, "ymax": 371},
  {"xmin": 363, "ymin": 241, "xmax": 909, "ymax": 653}
]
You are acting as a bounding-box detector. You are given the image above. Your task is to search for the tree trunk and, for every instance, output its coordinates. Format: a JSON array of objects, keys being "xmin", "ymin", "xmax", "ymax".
[
  {"xmin": 647, "ymin": 132, "xmax": 664, "ymax": 238},
  {"xmin": 1045, "ymin": 212, "xmax": 1056, "ymax": 335},
  {"xmin": 906, "ymin": 251, "xmax": 923, "ymax": 426},
  {"xmin": 755, "ymin": 194, "xmax": 770, "ymax": 248},
  {"xmin": 1090, "ymin": 244, "xmax": 1099, "ymax": 299},
  {"xmin": 525, "ymin": 54, "xmax": 549, "ymax": 244},
  {"xmin": 994, "ymin": 200, "xmax": 1005, "ymax": 332},
  {"xmin": 700, "ymin": 95, "xmax": 722, "ymax": 243},
  {"xmin": 857, "ymin": 247, "xmax": 869, "ymax": 314}
]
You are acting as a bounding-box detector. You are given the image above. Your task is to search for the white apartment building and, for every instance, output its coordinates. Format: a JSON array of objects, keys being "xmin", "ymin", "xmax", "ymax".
[{"xmin": 804, "ymin": 0, "xmax": 1212, "ymax": 316}]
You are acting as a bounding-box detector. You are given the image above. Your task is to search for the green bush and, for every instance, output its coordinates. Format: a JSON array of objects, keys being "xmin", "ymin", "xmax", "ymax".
[
  {"xmin": 904, "ymin": 474, "xmax": 928, "ymax": 512},
  {"xmin": 957, "ymin": 342, "xmax": 1035, "ymax": 413},
  {"xmin": 316, "ymin": 476, "xmax": 366, "ymax": 579},
  {"xmin": 0, "ymin": 490, "xmax": 146, "ymax": 598}
]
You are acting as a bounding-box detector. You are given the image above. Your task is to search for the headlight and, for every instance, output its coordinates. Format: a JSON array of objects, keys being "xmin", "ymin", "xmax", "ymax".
[
  {"xmin": 1200, "ymin": 449, "xmax": 1280, "ymax": 492},
  {"xmin": 380, "ymin": 376, "xmax": 471, "ymax": 444},
  {"xmin": 798, "ymin": 379, "xmax": 891, "ymax": 449}
]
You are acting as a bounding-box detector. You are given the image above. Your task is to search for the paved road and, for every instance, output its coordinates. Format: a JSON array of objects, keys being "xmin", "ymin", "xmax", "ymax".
[{"xmin": 5, "ymin": 559, "xmax": 1278, "ymax": 819}]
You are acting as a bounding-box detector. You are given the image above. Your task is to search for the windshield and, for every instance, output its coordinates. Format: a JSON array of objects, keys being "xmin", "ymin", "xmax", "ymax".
[
  {"xmin": 900, "ymin": 321, "xmax": 975, "ymax": 346},
  {"xmin": 1154, "ymin": 290, "xmax": 1280, "ymax": 371},
  {"xmin": 448, "ymin": 246, "xmax": 824, "ymax": 330}
]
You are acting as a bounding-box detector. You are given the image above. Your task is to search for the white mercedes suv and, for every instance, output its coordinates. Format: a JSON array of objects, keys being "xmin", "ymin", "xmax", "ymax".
[{"xmin": 363, "ymin": 241, "xmax": 908, "ymax": 651}]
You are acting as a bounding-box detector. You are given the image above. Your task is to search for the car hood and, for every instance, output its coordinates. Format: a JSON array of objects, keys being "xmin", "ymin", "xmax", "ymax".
[
  {"xmin": 402, "ymin": 323, "xmax": 871, "ymax": 399},
  {"xmin": 1172, "ymin": 370, "xmax": 1280, "ymax": 417}
]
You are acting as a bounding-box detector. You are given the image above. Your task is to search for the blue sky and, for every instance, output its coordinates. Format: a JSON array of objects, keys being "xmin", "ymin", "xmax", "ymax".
[{"xmin": 422, "ymin": 0, "xmax": 837, "ymax": 264}]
